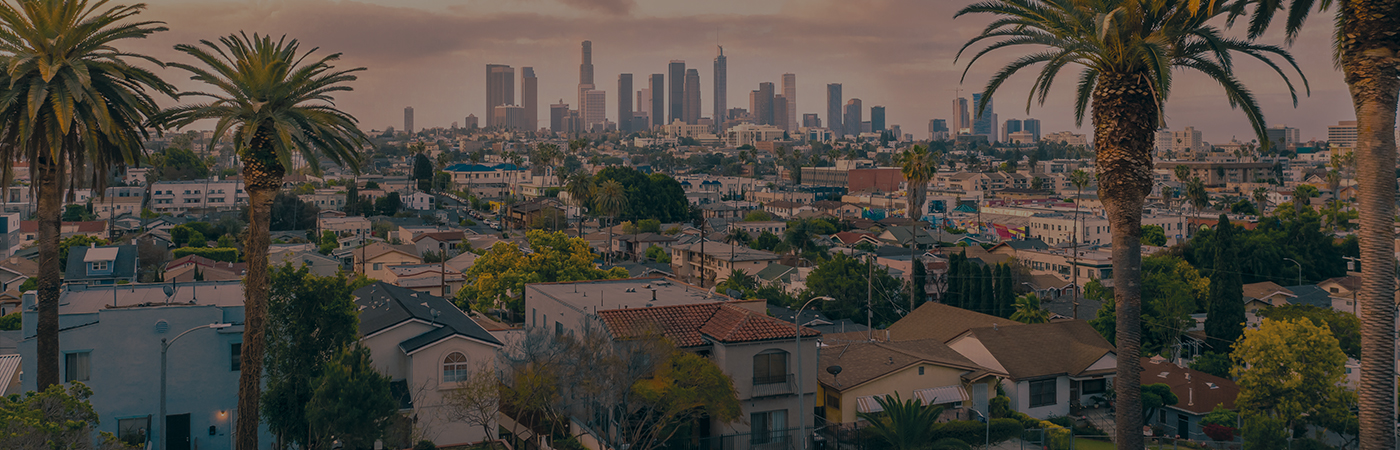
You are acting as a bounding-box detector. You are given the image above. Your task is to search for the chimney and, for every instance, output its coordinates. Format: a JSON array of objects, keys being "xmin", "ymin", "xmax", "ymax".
[{"xmin": 652, "ymin": 289, "xmax": 657, "ymax": 301}]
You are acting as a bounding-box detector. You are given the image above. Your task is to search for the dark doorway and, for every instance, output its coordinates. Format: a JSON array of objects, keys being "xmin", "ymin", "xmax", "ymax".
[{"xmin": 167, "ymin": 413, "xmax": 191, "ymax": 450}]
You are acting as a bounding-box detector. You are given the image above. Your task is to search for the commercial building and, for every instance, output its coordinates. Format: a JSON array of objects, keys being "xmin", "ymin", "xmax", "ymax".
[
  {"xmin": 683, "ymin": 69, "xmax": 701, "ymax": 125},
  {"xmin": 1266, "ymin": 125, "xmax": 1300, "ymax": 150},
  {"xmin": 485, "ymin": 64, "xmax": 514, "ymax": 128},
  {"xmin": 403, "ymin": 106, "xmax": 414, "ymax": 134},
  {"xmin": 782, "ymin": 73, "xmax": 797, "ymax": 131},
  {"xmin": 493, "ymin": 105, "xmax": 527, "ymax": 131},
  {"xmin": 843, "ymin": 99, "xmax": 862, "ymax": 137},
  {"xmin": 149, "ymin": 178, "xmax": 247, "ymax": 213},
  {"xmin": 650, "ymin": 74, "xmax": 665, "ymax": 127},
  {"xmin": 870, "ymin": 106, "xmax": 886, "ymax": 132},
  {"xmin": 1002, "ymin": 119, "xmax": 1022, "ymax": 142},
  {"xmin": 578, "ymin": 41, "xmax": 593, "ymax": 109},
  {"xmin": 772, "ymin": 95, "xmax": 788, "ymax": 132},
  {"xmin": 1022, "ymin": 118, "xmax": 1042, "ymax": 140},
  {"xmin": 617, "ymin": 74, "xmax": 633, "ymax": 133},
  {"xmin": 752, "ymin": 82, "xmax": 775, "ymax": 126},
  {"xmin": 803, "ymin": 113, "xmax": 821, "ymax": 128},
  {"xmin": 952, "ymin": 97, "xmax": 970, "ymax": 134},
  {"xmin": 971, "ymin": 93, "xmax": 997, "ymax": 142},
  {"xmin": 723, "ymin": 123, "xmax": 785, "ymax": 147},
  {"xmin": 1172, "ymin": 126, "xmax": 1205, "ymax": 159},
  {"xmin": 582, "ymin": 90, "xmax": 607, "ymax": 129},
  {"xmin": 1043, "ymin": 131, "xmax": 1089, "ymax": 148},
  {"xmin": 827, "ymin": 83, "xmax": 843, "ymax": 136},
  {"xmin": 521, "ymin": 67, "xmax": 538, "ymax": 131},
  {"xmin": 668, "ymin": 60, "xmax": 685, "ymax": 124},
  {"xmin": 550, "ymin": 101, "xmax": 570, "ymax": 133},
  {"xmin": 714, "ymin": 47, "xmax": 727, "ymax": 133},
  {"xmin": 1328, "ymin": 120, "xmax": 1357, "ymax": 148},
  {"xmin": 929, "ymin": 119, "xmax": 949, "ymax": 141}
]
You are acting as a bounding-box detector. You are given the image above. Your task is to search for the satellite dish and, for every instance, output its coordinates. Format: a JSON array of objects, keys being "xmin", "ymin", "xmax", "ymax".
[
  {"xmin": 826, "ymin": 365, "xmax": 843, "ymax": 376},
  {"xmin": 726, "ymin": 289, "xmax": 743, "ymax": 299},
  {"xmin": 162, "ymin": 285, "xmax": 174, "ymax": 298}
]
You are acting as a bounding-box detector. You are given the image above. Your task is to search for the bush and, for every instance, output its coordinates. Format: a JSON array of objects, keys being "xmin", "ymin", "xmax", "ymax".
[
  {"xmin": 987, "ymin": 418, "xmax": 1023, "ymax": 444},
  {"xmin": 930, "ymin": 438, "xmax": 971, "ymax": 450},
  {"xmin": 1289, "ymin": 438, "xmax": 1331, "ymax": 450},
  {"xmin": 462, "ymin": 219, "xmax": 477, "ymax": 226},
  {"xmin": 1202, "ymin": 423, "xmax": 1237, "ymax": 442},
  {"xmin": 932, "ymin": 418, "xmax": 1021, "ymax": 446},
  {"xmin": 989, "ymin": 395, "xmax": 1011, "ymax": 419},
  {"xmin": 173, "ymin": 247, "xmax": 240, "ymax": 263},
  {"xmin": 413, "ymin": 440, "xmax": 436, "ymax": 450},
  {"xmin": 0, "ymin": 312, "xmax": 18, "ymax": 331}
]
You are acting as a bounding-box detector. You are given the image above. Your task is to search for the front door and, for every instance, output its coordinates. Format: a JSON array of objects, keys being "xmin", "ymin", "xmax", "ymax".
[{"xmin": 167, "ymin": 413, "xmax": 190, "ymax": 450}]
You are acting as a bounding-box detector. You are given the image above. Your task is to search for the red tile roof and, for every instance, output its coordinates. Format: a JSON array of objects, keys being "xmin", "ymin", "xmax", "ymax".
[{"xmin": 598, "ymin": 302, "xmax": 818, "ymax": 347}]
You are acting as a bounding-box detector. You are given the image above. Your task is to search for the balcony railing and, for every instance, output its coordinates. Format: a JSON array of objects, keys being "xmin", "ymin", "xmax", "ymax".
[{"xmin": 751, "ymin": 373, "xmax": 795, "ymax": 397}]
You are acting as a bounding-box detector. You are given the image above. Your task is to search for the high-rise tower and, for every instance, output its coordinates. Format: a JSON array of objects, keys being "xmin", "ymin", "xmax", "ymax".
[
  {"xmin": 870, "ymin": 106, "xmax": 885, "ymax": 132},
  {"xmin": 952, "ymin": 97, "xmax": 970, "ymax": 134},
  {"xmin": 618, "ymin": 74, "xmax": 633, "ymax": 133},
  {"xmin": 826, "ymin": 84, "xmax": 843, "ymax": 135},
  {"xmin": 649, "ymin": 74, "xmax": 665, "ymax": 127},
  {"xmin": 782, "ymin": 74, "xmax": 796, "ymax": 131},
  {"xmin": 668, "ymin": 61, "xmax": 685, "ymax": 124},
  {"xmin": 579, "ymin": 41, "xmax": 594, "ymax": 108},
  {"xmin": 404, "ymin": 106, "xmax": 414, "ymax": 134},
  {"xmin": 485, "ymin": 64, "xmax": 514, "ymax": 128},
  {"xmin": 522, "ymin": 67, "xmax": 538, "ymax": 132},
  {"xmin": 713, "ymin": 47, "xmax": 727, "ymax": 133},
  {"xmin": 972, "ymin": 93, "xmax": 997, "ymax": 141},
  {"xmin": 753, "ymin": 82, "xmax": 775, "ymax": 126},
  {"xmin": 683, "ymin": 69, "xmax": 701, "ymax": 125},
  {"xmin": 773, "ymin": 95, "xmax": 788, "ymax": 132},
  {"xmin": 844, "ymin": 99, "xmax": 862, "ymax": 137}
]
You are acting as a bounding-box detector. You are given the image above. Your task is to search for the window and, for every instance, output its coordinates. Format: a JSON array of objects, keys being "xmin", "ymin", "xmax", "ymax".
[
  {"xmin": 918, "ymin": 367, "xmax": 925, "ymax": 375},
  {"xmin": 90, "ymin": 261, "xmax": 108, "ymax": 271},
  {"xmin": 1081, "ymin": 379, "xmax": 1106, "ymax": 395},
  {"xmin": 373, "ymin": 263, "xmax": 383, "ymax": 270},
  {"xmin": 65, "ymin": 351, "xmax": 91, "ymax": 382},
  {"xmin": 750, "ymin": 410, "xmax": 787, "ymax": 445},
  {"xmin": 555, "ymin": 322, "xmax": 563, "ymax": 335},
  {"xmin": 1028, "ymin": 379, "xmax": 1057, "ymax": 408},
  {"xmin": 231, "ymin": 343, "xmax": 242, "ymax": 371},
  {"xmin": 117, "ymin": 416, "xmax": 150, "ymax": 446},
  {"xmin": 826, "ymin": 394, "xmax": 840, "ymax": 410},
  {"xmin": 443, "ymin": 352, "xmax": 469, "ymax": 382},
  {"xmin": 753, "ymin": 351, "xmax": 789, "ymax": 385}
]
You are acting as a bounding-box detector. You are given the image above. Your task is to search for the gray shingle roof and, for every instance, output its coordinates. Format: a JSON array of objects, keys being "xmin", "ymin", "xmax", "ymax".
[
  {"xmin": 63, "ymin": 245, "xmax": 137, "ymax": 283},
  {"xmin": 354, "ymin": 282, "xmax": 501, "ymax": 353}
]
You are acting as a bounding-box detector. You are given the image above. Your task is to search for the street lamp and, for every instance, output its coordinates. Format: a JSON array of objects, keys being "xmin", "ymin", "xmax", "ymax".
[
  {"xmin": 1283, "ymin": 257, "xmax": 1302, "ymax": 286},
  {"xmin": 796, "ymin": 296, "xmax": 835, "ymax": 450},
  {"xmin": 162, "ymin": 323, "xmax": 232, "ymax": 450}
]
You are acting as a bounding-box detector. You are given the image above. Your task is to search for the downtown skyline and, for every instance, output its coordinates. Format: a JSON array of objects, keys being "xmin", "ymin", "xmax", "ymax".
[{"xmin": 125, "ymin": 0, "xmax": 1356, "ymax": 142}]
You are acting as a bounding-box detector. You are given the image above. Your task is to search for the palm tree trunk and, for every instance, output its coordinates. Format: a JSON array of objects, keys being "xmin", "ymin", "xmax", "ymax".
[
  {"xmin": 1092, "ymin": 72, "xmax": 1156, "ymax": 450},
  {"xmin": 34, "ymin": 150, "xmax": 62, "ymax": 390},
  {"xmin": 236, "ymin": 126, "xmax": 286, "ymax": 450},
  {"xmin": 1341, "ymin": 6, "xmax": 1400, "ymax": 445}
]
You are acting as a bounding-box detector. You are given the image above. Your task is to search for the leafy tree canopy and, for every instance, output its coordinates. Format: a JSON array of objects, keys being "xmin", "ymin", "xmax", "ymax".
[
  {"xmin": 592, "ymin": 167, "xmax": 689, "ymax": 222},
  {"xmin": 1232, "ymin": 318, "xmax": 1353, "ymax": 432},
  {"xmin": 456, "ymin": 230, "xmax": 628, "ymax": 313}
]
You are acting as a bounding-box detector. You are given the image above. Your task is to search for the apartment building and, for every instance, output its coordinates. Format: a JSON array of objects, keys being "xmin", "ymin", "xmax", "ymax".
[
  {"xmin": 149, "ymin": 178, "xmax": 247, "ymax": 213},
  {"xmin": 670, "ymin": 241, "xmax": 780, "ymax": 286}
]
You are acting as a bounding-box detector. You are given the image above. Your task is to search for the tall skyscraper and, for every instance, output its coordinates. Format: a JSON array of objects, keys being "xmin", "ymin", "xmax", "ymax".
[
  {"xmin": 773, "ymin": 95, "xmax": 788, "ymax": 132},
  {"xmin": 618, "ymin": 74, "xmax": 633, "ymax": 133},
  {"xmin": 403, "ymin": 106, "xmax": 414, "ymax": 134},
  {"xmin": 1022, "ymin": 118, "xmax": 1042, "ymax": 140},
  {"xmin": 782, "ymin": 74, "xmax": 797, "ymax": 131},
  {"xmin": 802, "ymin": 113, "xmax": 821, "ymax": 128},
  {"xmin": 755, "ymin": 82, "xmax": 775, "ymax": 126},
  {"xmin": 494, "ymin": 105, "xmax": 526, "ymax": 130},
  {"xmin": 870, "ymin": 106, "xmax": 886, "ymax": 132},
  {"xmin": 551, "ymin": 101, "xmax": 569, "ymax": 133},
  {"xmin": 683, "ymin": 69, "xmax": 701, "ymax": 124},
  {"xmin": 668, "ymin": 61, "xmax": 685, "ymax": 124},
  {"xmin": 579, "ymin": 41, "xmax": 594, "ymax": 109},
  {"xmin": 649, "ymin": 74, "xmax": 665, "ymax": 127},
  {"xmin": 522, "ymin": 67, "xmax": 538, "ymax": 132},
  {"xmin": 952, "ymin": 97, "xmax": 969, "ymax": 134},
  {"xmin": 485, "ymin": 64, "xmax": 514, "ymax": 128},
  {"xmin": 713, "ymin": 47, "xmax": 727, "ymax": 133},
  {"xmin": 844, "ymin": 99, "xmax": 862, "ymax": 137},
  {"xmin": 1002, "ymin": 118, "xmax": 1022, "ymax": 142},
  {"xmin": 638, "ymin": 88, "xmax": 651, "ymax": 117},
  {"xmin": 971, "ymin": 93, "xmax": 997, "ymax": 141},
  {"xmin": 826, "ymin": 84, "xmax": 843, "ymax": 135},
  {"xmin": 929, "ymin": 119, "xmax": 948, "ymax": 140}
]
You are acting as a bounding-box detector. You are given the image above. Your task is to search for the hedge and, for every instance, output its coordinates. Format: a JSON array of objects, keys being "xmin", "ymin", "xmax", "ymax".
[
  {"xmin": 930, "ymin": 419, "xmax": 1022, "ymax": 446},
  {"xmin": 173, "ymin": 247, "xmax": 240, "ymax": 263}
]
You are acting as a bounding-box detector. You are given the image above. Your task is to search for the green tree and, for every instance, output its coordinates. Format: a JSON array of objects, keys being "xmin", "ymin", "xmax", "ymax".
[
  {"xmin": 803, "ymin": 253, "xmax": 904, "ymax": 325},
  {"xmin": 413, "ymin": 152, "xmax": 433, "ymax": 191},
  {"xmin": 306, "ymin": 344, "xmax": 398, "ymax": 450},
  {"xmin": 62, "ymin": 204, "xmax": 94, "ymax": 222},
  {"xmin": 749, "ymin": 231, "xmax": 782, "ymax": 251},
  {"xmin": 1258, "ymin": 304, "xmax": 1360, "ymax": 359},
  {"xmin": 375, "ymin": 192, "xmax": 402, "ymax": 217},
  {"xmin": 856, "ymin": 393, "xmax": 945, "ymax": 450},
  {"xmin": 644, "ymin": 245, "xmax": 670, "ymax": 263},
  {"xmin": 1010, "ymin": 294, "xmax": 1050, "ymax": 324},
  {"xmin": 956, "ymin": 1, "xmax": 1303, "ymax": 444},
  {"xmin": 1233, "ymin": 318, "xmax": 1354, "ymax": 437},
  {"xmin": 897, "ymin": 144, "xmax": 938, "ymax": 312},
  {"xmin": 592, "ymin": 167, "xmax": 689, "ymax": 222},
  {"xmin": 0, "ymin": 0, "xmax": 176, "ymax": 391},
  {"xmin": 261, "ymin": 264, "xmax": 364, "ymax": 448},
  {"xmin": 159, "ymin": 33, "xmax": 370, "ymax": 449},
  {"xmin": 624, "ymin": 350, "xmax": 742, "ymax": 450},
  {"xmin": 1188, "ymin": 352, "xmax": 1233, "ymax": 379},
  {"xmin": 318, "ymin": 230, "xmax": 338, "ymax": 255},
  {"xmin": 150, "ymin": 147, "xmax": 210, "ymax": 181},
  {"xmin": 456, "ymin": 230, "xmax": 628, "ymax": 314},
  {"xmin": 0, "ymin": 312, "xmax": 18, "ymax": 331},
  {"xmin": 343, "ymin": 183, "xmax": 361, "ymax": 216},
  {"xmin": 594, "ymin": 180, "xmax": 627, "ymax": 263},
  {"xmin": 1141, "ymin": 225, "xmax": 1167, "ymax": 247},
  {"xmin": 1204, "ymin": 216, "xmax": 1245, "ymax": 353},
  {"xmin": 564, "ymin": 172, "xmax": 593, "ymax": 237},
  {"xmin": 0, "ymin": 382, "xmax": 130, "ymax": 449},
  {"xmin": 1141, "ymin": 383, "xmax": 1179, "ymax": 422},
  {"xmin": 743, "ymin": 210, "xmax": 773, "ymax": 222},
  {"xmin": 268, "ymin": 192, "xmax": 320, "ymax": 231}
]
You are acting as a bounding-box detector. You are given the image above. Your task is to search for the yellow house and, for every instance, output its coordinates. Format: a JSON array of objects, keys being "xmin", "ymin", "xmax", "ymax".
[
  {"xmin": 817, "ymin": 338, "xmax": 1002, "ymax": 425},
  {"xmin": 353, "ymin": 242, "xmax": 423, "ymax": 281}
]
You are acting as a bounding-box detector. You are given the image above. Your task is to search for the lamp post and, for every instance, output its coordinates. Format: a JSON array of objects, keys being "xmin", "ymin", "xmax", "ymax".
[
  {"xmin": 796, "ymin": 296, "xmax": 835, "ymax": 450},
  {"xmin": 161, "ymin": 323, "xmax": 231, "ymax": 450},
  {"xmin": 1283, "ymin": 257, "xmax": 1302, "ymax": 286}
]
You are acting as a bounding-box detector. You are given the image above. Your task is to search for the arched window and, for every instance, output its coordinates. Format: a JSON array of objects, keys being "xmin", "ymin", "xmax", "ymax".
[
  {"xmin": 443, "ymin": 352, "xmax": 469, "ymax": 382},
  {"xmin": 753, "ymin": 350, "xmax": 789, "ymax": 385}
]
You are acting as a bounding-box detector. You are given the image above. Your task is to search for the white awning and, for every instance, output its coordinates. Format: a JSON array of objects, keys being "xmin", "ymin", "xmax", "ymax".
[
  {"xmin": 855, "ymin": 396, "xmax": 885, "ymax": 413},
  {"xmin": 914, "ymin": 385, "xmax": 969, "ymax": 406}
]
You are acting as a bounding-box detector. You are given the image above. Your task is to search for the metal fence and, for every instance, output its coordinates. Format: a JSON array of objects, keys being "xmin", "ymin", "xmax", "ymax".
[{"xmin": 660, "ymin": 427, "xmax": 802, "ymax": 450}]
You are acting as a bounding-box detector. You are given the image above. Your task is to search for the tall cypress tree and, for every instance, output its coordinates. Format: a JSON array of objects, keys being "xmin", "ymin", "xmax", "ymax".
[
  {"xmin": 947, "ymin": 253, "xmax": 963, "ymax": 307},
  {"xmin": 980, "ymin": 265, "xmax": 995, "ymax": 314},
  {"xmin": 997, "ymin": 264, "xmax": 1014, "ymax": 318},
  {"xmin": 1204, "ymin": 215, "xmax": 1245, "ymax": 352},
  {"xmin": 961, "ymin": 260, "xmax": 977, "ymax": 310}
]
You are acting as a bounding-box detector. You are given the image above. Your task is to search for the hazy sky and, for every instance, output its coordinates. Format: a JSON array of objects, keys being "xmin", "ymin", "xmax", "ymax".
[{"xmin": 129, "ymin": 0, "xmax": 1356, "ymax": 143}]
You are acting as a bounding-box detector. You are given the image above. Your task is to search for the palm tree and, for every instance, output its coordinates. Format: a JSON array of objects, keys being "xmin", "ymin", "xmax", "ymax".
[
  {"xmin": 1067, "ymin": 169, "xmax": 1092, "ymax": 319},
  {"xmin": 594, "ymin": 180, "xmax": 626, "ymax": 264},
  {"xmin": 565, "ymin": 172, "xmax": 593, "ymax": 237},
  {"xmin": 855, "ymin": 393, "xmax": 945, "ymax": 450},
  {"xmin": 1186, "ymin": 177, "xmax": 1209, "ymax": 216},
  {"xmin": 1010, "ymin": 294, "xmax": 1051, "ymax": 324},
  {"xmin": 897, "ymin": 144, "xmax": 936, "ymax": 312},
  {"xmin": 956, "ymin": 1, "xmax": 1304, "ymax": 446},
  {"xmin": 1252, "ymin": 186, "xmax": 1269, "ymax": 212},
  {"xmin": 1291, "ymin": 184, "xmax": 1314, "ymax": 216},
  {"xmin": 158, "ymin": 33, "xmax": 369, "ymax": 450},
  {"xmin": 0, "ymin": 0, "xmax": 174, "ymax": 390},
  {"xmin": 1222, "ymin": 1, "xmax": 1400, "ymax": 444}
]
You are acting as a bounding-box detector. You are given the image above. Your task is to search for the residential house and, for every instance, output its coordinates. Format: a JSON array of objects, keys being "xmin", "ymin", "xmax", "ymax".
[
  {"xmin": 165, "ymin": 255, "xmax": 247, "ymax": 282},
  {"xmin": 505, "ymin": 200, "xmax": 564, "ymax": 230},
  {"xmin": 945, "ymin": 320, "xmax": 1116, "ymax": 418},
  {"xmin": 383, "ymin": 264, "xmax": 465, "ymax": 297},
  {"xmin": 811, "ymin": 200, "xmax": 863, "ymax": 219},
  {"xmin": 298, "ymin": 189, "xmax": 348, "ymax": 211},
  {"xmin": 764, "ymin": 200, "xmax": 815, "ymax": 219},
  {"xmin": 877, "ymin": 226, "xmax": 939, "ymax": 248},
  {"xmin": 669, "ymin": 241, "xmax": 781, "ymax": 286},
  {"xmin": 354, "ymin": 243, "xmax": 424, "ymax": 281},
  {"xmin": 18, "ymin": 281, "xmax": 267, "ymax": 450},
  {"xmin": 149, "ymin": 178, "xmax": 247, "ymax": 213},
  {"xmin": 405, "ymin": 191, "xmax": 435, "ymax": 211},
  {"xmin": 267, "ymin": 249, "xmax": 342, "ymax": 277},
  {"xmin": 319, "ymin": 216, "xmax": 372, "ymax": 241},
  {"xmin": 94, "ymin": 196, "xmax": 143, "ymax": 220},
  {"xmin": 355, "ymin": 283, "xmax": 503, "ymax": 447},
  {"xmin": 818, "ymin": 339, "xmax": 999, "ymax": 425},
  {"xmin": 413, "ymin": 231, "xmax": 466, "ymax": 259},
  {"xmin": 615, "ymin": 233, "xmax": 679, "ymax": 262},
  {"xmin": 64, "ymin": 245, "xmax": 137, "ymax": 285},
  {"xmin": 1141, "ymin": 356, "xmax": 1239, "ymax": 441},
  {"xmin": 728, "ymin": 221, "xmax": 788, "ymax": 237},
  {"xmin": 876, "ymin": 302, "xmax": 1023, "ymax": 343},
  {"xmin": 444, "ymin": 251, "xmax": 480, "ymax": 274},
  {"xmin": 19, "ymin": 220, "xmax": 107, "ymax": 247},
  {"xmin": 1241, "ymin": 281, "xmax": 1295, "ymax": 316}
]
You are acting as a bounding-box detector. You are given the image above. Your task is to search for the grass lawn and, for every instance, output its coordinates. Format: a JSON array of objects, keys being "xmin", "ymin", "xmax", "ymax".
[{"xmin": 1071, "ymin": 437, "xmax": 1118, "ymax": 450}]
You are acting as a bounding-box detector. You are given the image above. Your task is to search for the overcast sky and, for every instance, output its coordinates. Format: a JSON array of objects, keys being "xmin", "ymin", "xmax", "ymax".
[{"xmin": 130, "ymin": 0, "xmax": 1356, "ymax": 143}]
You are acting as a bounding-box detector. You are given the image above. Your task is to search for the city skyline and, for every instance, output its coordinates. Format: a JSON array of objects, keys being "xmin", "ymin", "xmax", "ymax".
[{"xmin": 128, "ymin": 0, "xmax": 1356, "ymax": 142}]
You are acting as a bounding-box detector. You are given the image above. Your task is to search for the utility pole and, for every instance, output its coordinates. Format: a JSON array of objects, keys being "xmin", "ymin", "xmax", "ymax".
[{"xmin": 867, "ymin": 253, "xmax": 874, "ymax": 341}]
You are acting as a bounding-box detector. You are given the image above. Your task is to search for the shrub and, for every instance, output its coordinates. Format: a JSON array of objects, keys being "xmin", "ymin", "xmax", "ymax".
[
  {"xmin": 413, "ymin": 440, "xmax": 436, "ymax": 450},
  {"xmin": 989, "ymin": 395, "xmax": 1011, "ymax": 418},
  {"xmin": 932, "ymin": 420, "xmax": 984, "ymax": 444},
  {"xmin": 930, "ymin": 438, "xmax": 971, "ymax": 450},
  {"xmin": 1288, "ymin": 438, "xmax": 1331, "ymax": 450},
  {"xmin": 0, "ymin": 312, "xmax": 18, "ymax": 331},
  {"xmin": 987, "ymin": 418, "xmax": 1023, "ymax": 444},
  {"xmin": 173, "ymin": 247, "xmax": 239, "ymax": 263},
  {"xmin": 1202, "ymin": 423, "xmax": 1237, "ymax": 442}
]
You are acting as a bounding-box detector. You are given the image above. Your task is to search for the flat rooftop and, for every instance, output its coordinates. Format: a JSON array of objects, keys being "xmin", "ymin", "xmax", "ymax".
[
  {"xmin": 57, "ymin": 280, "xmax": 246, "ymax": 313},
  {"xmin": 526, "ymin": 277, "xmax": 735, "ymax": 311}
]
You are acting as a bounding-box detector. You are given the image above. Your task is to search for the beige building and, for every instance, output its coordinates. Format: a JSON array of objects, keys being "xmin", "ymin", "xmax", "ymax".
[
  {"xmin": 724, "ymin": 123, "xmax": 785, "ymax": 147},
  {"xmin": 1153, "ymin": 161, "xmax": 1274, "ymax": 186},
  {"xmin": 353, "ymin": 242, "xmax": 423, "ymax": 281},
  {"xmin": 670, "ymin": 241, "xmax": 780, "ymax": 286}
]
